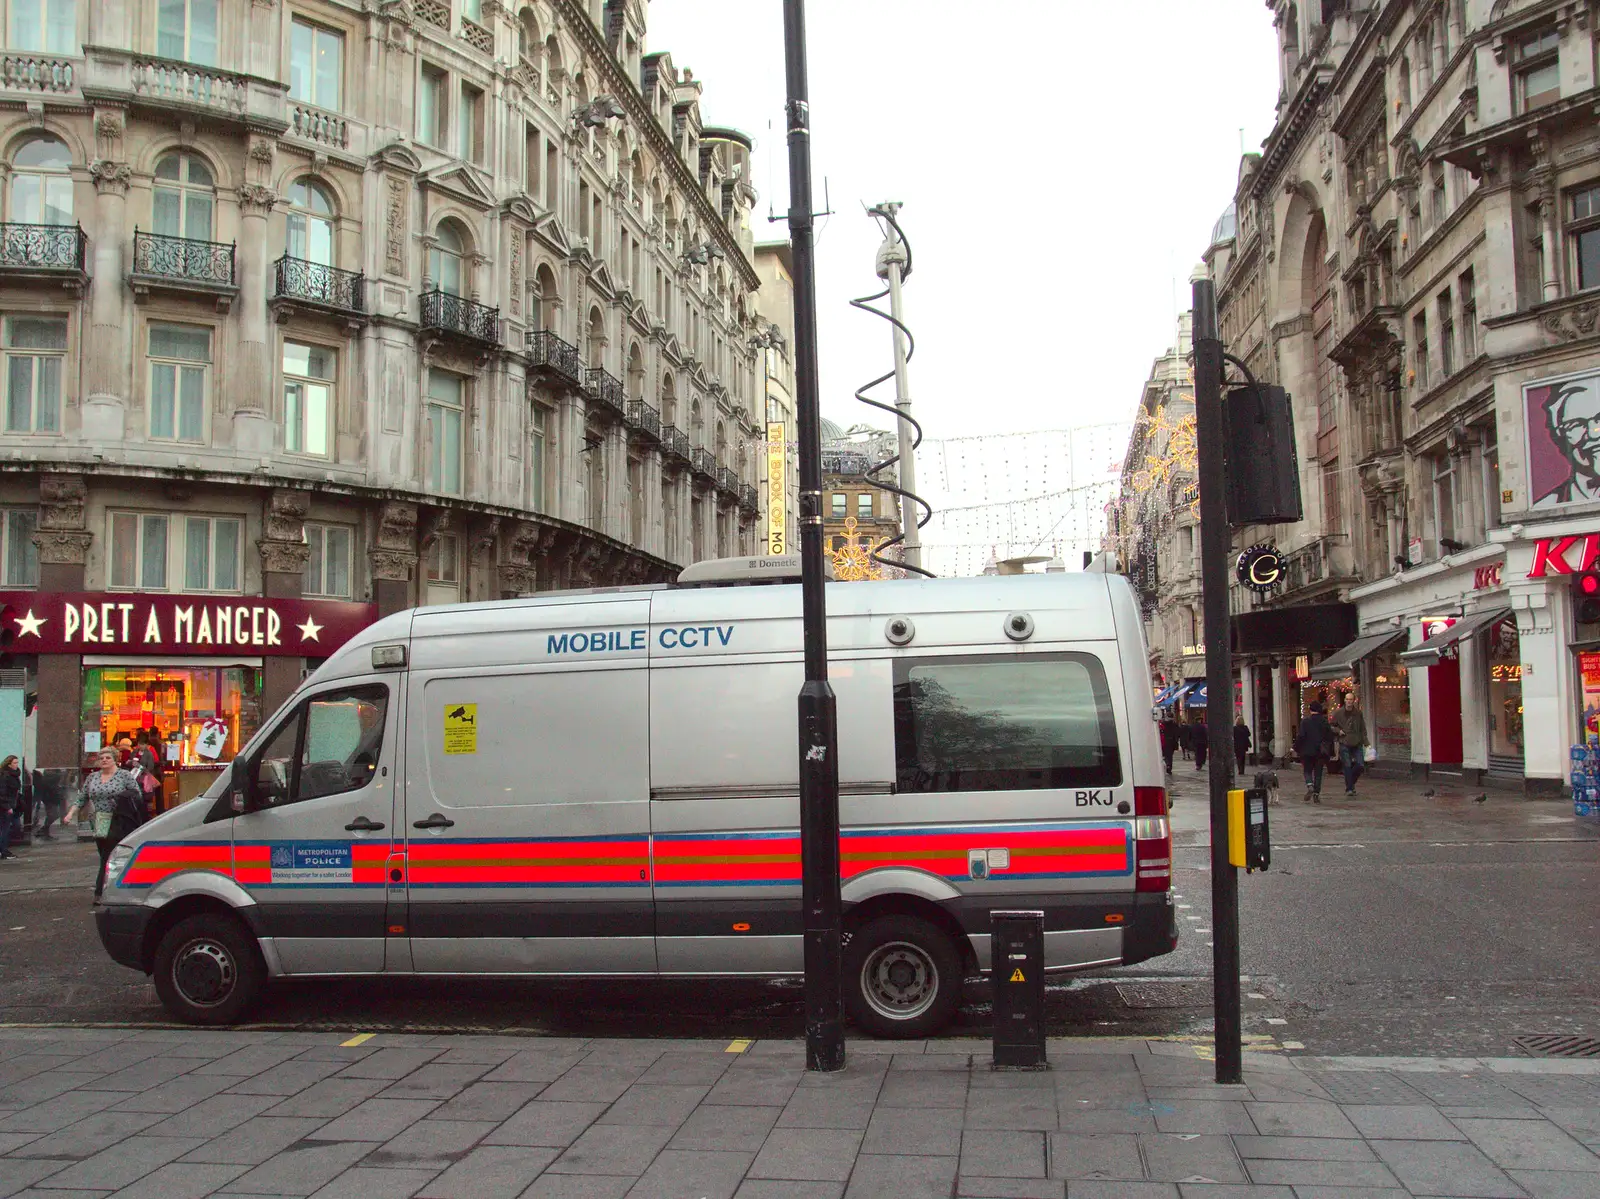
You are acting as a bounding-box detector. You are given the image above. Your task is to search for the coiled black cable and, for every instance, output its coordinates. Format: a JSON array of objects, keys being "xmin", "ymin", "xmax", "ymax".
[{"xmin": 849, "ymin": 205, "xmax": 934, "ymax": 578}]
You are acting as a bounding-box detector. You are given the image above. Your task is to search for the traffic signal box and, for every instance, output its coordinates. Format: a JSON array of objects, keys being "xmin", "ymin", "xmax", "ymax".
[
  {"xmin": 990, "ymin": 909, "xmax": 1047, "ymax": 1069},
  {"xmin": 1226, "ymin": 788, "xmax": 1271, "ymax": 872},
  {"xmin": 1573, "ymin": 569, "xmax": 1600, "ymax": 625}
]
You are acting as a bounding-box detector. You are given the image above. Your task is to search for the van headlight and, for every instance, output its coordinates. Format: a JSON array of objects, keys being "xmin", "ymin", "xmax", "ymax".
[{"xmin": 103, "ymin": 845, "xmax": 134, "ymax": 888}]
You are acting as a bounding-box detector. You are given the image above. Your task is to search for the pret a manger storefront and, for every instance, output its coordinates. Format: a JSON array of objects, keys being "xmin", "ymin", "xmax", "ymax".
[{"xmin": 0, "ymin": 592, "xmax": 374, "ymax": 804}]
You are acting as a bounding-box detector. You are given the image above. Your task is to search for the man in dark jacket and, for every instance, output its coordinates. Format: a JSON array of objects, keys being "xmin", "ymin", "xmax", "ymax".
[
  {"xmin": 1159, "ymin": 718, "xmax": 1177, "ymax": 775},
  {"xmin": 1191, "ymin": 715, "xmax": 1208, "ymax": 770},
  {"xmin": 1294, "ymin": 702, "xmax": 1335, "ymax": 803},
  {"xmin": 1233, "ymin": 717, "xmax": 1252, "ymax": 774}
]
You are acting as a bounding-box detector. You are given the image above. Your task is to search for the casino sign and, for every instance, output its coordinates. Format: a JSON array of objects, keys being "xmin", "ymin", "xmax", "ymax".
[{"xmin": 1235, "ymin": 544, "xmax": 1285, "ymax": 594}]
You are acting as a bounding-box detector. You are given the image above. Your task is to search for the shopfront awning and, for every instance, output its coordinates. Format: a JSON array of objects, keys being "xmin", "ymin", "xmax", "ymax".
[
  {"xmin": 1186, "ymin": 683, "xmax": 1208, "ymax": 707},
  {"xmin": 1309, "ymin": 629, "xmax": 1407, "ymax": 680},
  {"xmin": 1152, "ymin": 683, "xmax": 1184, "ymax": 707},
  {"xmin": 1399, "ymin": 607, "xmax": 1513, "ymax": 669}
]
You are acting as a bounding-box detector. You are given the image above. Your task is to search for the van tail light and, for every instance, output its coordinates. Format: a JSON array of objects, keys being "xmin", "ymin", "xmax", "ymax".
[{"xmin": 1132, "ymin": 787, "xmax": 1171, "ymax": 892}]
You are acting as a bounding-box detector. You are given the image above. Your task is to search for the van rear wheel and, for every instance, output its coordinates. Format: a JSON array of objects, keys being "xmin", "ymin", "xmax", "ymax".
[
  {"xmin": 844, "ymin": 914, "xmax": 963, "ymax": 1039},
  {"xmin": 151, "ymin": 913, "xmax": 263, "ymax": 1026}
]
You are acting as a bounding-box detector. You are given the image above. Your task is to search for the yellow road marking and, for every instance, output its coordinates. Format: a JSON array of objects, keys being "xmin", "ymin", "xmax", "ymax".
[
  {"xmin": 341, "ymin": 1032, "xmax": 376, "ymax": 1047},
  {"xmin": 725, "ymin": 1039, "xmax": 752, "ymax": 1054}
]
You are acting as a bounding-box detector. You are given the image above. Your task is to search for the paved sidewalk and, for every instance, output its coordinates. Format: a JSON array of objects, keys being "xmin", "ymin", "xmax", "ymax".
[{"xmin": 2, "ymin": 1028, "xmax": 1597, "ymax": 1198}]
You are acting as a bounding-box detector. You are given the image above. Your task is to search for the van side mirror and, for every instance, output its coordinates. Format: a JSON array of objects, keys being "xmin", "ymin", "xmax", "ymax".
[{"xmin": 229, "ymin": 761, "xmax": 250, "ymax": 813}]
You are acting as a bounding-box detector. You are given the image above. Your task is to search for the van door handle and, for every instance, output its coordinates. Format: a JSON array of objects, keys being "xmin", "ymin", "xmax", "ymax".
[
  {"xmin": 344, "ymin": 816, "xmax": 386, "ymax": 832},
  {"xmin": 412, "ymin": 813, "xmax": 455, "ymax": 830}
]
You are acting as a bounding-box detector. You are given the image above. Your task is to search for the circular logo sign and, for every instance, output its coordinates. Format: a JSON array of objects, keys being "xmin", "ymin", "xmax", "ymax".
[{"xmin": 1236, "ymin": 544, "xmax": 1284, "ymax": 593}]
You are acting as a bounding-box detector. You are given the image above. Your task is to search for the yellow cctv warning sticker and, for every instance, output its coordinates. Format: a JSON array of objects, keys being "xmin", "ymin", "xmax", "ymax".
[
  {"xmin": 443, "ymin": 704, "xmax": 478, "ymax": 755},
  {"xmin": 1009, "ymin": 967, "xmax": 1026, "ymax": 983}
]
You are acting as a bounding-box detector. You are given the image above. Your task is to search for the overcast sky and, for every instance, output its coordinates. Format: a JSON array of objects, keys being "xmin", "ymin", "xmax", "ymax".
[{"xmin": 645, "ymin": 0, "xmax": 1281, "ymax": 445}]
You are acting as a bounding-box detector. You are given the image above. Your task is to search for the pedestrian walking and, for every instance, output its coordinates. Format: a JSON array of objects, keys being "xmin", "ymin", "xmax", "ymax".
[
  {"xmin": 1294, "ymin": 702, "xmax": 1335, "ymax": 803},
  {"xmin": 0, "ymin": 754, "xmax": 20, "ymax": 860},
  {"xmin": 1330, "ymin": 692, "xmax": 1370, "ymax": 796},
  {"xmin": 1159, "ymin": 717, "xmax": 1177, "ymax": 775},
  {"xmin": 64, "ymin": 749, "xmax": 145, "ymax": 900},
  {"xmin": 32, "ymin": 768, "xmax": 58, "ymax": 840},
  {"xmin": 1192, "ymin": 714, "xmax": 1208, "ymax": 770},
  {"xmin": 1233, "ymin": 716, "xmax": 1252, "ymax": 775}
]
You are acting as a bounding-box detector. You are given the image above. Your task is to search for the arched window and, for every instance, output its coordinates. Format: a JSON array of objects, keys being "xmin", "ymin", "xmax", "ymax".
[
  {"xmin": 586, "ymin": 306, "xmax": 605, "ymax": 368},
  {"xmin": 10, "ymin": 135, "xmax": 72, "ymax": 225},
  {"xmin": 428, "ymin": 221, "xmax": 465, "ymax": 295},
  {"xmin": 690, "ymin": 398, "xmax": 703, "ymax": 446},
  {"xmin": 661, "ymin": 372, "xmax": 677, "ymax": 427},
  {"xmin": 715, "ymin": 420, "xmax": 727, "ymax": 465},
  {"xmin": 533, "ymin": 262, "xmax": 560, "ymax": 333},
  {"xmin": 544, "ymin": 34, "xmax": 562, "ymax": 75},
  {"xmin": 285, "ymin": 178, "xmax": 335, "ymax": 265},
  {"xmin": 152, "ymin": 152, "xmax": 214, "ymax": 241},
  {"xmin": 627, "ymin": 342, "xmax": 645, "ymax": 401},
  {"xmin": 517, "ymin": 7, "xmax": 539, "ymax": 60}
]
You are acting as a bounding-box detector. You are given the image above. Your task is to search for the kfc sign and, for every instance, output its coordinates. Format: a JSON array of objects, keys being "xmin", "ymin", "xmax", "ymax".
[
  {"xmin": 1473, "ymin": 562, "xmax": 1503, "ymax": 590},
  {"xmin": 0, "ymin": 592, "xmax": 375, "ymax": 656},
  {"xmin": 1526, "ymin": 535, "xmax": 1600, "ymax": 578},
  {"xmin": 1527, "ymin": 369, "xmax": 1600, "ymax": 510}
]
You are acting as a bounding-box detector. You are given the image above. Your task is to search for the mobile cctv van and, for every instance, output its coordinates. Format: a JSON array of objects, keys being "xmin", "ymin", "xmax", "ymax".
[{"xmin": 94, "ymin": 560, "xmax": 1178, "ymax": 1036}]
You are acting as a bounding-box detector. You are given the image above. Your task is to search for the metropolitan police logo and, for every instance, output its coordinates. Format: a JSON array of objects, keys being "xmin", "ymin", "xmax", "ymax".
[{"xmin": 270, "ymin": 844, "xmax": 294, "ymax": 868}]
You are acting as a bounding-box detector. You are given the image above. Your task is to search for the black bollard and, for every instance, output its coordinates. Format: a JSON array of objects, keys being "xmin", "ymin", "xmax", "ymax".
[{"xmin": 990, "ymin": 909, "xmax": 1047, "ymax": 1069}]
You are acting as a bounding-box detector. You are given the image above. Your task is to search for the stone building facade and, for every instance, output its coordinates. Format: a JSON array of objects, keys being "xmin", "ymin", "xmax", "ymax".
[{"xmin": 0, "ymin": 0, "xmax": 775, "ymax": 786}]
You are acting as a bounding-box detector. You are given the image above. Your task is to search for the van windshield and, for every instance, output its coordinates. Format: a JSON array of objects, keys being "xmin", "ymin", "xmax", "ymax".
[{"xmin": 893, "ymin": 654, "xmax": 1121, "ymax": 792}]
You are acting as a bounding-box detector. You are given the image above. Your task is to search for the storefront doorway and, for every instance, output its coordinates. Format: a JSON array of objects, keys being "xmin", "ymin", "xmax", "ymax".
[
  {"xmin": 1485, "ymin": 616, "xmax": 1524, "ymax": 777},
  {"xmin": 1370, "ymin": 652, "xmax": 1412, "ymax": 763}
]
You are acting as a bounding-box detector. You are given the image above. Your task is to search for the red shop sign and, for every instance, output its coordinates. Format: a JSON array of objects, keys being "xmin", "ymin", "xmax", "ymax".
[
  {"xmin": 1527, "ymin": 534, "xmax": 1600, "ymax": 577},
  {"xmin": 1473, "ymin": 562, "xmax": 1503, "ymax": 590},
  {"xmin": 0, "ymin": 592, "xmax": 376, "ymax": 656}
]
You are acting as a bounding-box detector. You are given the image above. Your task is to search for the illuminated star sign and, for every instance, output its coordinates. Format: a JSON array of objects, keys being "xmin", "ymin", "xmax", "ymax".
[
  {"xmin": 297, "ymin": 616, "xmax": 323, "ymax": 642},
  {"xmin": 14, "ymin": 609, "xmax": 43, "ymax": 637}
]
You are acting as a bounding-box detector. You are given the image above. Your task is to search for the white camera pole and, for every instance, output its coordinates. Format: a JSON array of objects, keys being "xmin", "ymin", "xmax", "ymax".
[{"xmin": 874, "ymin": 204, "xmax": 922, "ymax": 573}]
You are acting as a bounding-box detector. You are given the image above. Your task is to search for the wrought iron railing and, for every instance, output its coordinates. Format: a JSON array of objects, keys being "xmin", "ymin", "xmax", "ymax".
[
  {"xmin": 526, "ymin": 330, "xmax": 581, "ymax": 384},
  {"xmin": 716, "ymin": 466, "xmax": 739, "ymax": 495},
  {"xmin": 626, "ymin": 399, "xmax": 661, "ymax": 441},
  {"xmin": 661, "ymin": 425, "xmax": 691, "ymax": 463},
  {"xmin": 0, "ymin": 222, "xmax": 85, "ymax": 271},
  {"xmin": 420, "ymin": 288, "xmax": 500, "ymax": 345},
  {"xmin": 583, "ymin": 367, "xmax": 626, "ymax": 418},
  {"xmin": 691, "ymin": 448, "xmax": 717, "ymax": 480},
  {"xmin": 740, "ymin": 484, "xmax": 760, "ymax": 513},
  {"xmin": 132, "ymin": 228, "xmax": 234, "ymax": 285},
  {"xmin": 273, "ymin": 254, "xmax": 365, "ymax": 314}
]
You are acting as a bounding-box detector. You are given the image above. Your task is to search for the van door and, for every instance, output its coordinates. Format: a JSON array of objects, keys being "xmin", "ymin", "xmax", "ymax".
[
  {"xmin": 402, "ymin": 615, "xmax": 653, "ymax": 974},
  {"xmin": 230, "ymin": 681, "xmax": 399, "ymax": 974}
]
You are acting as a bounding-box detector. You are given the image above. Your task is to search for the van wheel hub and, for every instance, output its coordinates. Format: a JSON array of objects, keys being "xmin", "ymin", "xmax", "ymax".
[
  {"xmin": 173, "ymin": 941, "xmax": 235, "ymax": 1007},
  {"xmin": 861, "ymin": 940, "xmax": 937, "ymax": 1021}
]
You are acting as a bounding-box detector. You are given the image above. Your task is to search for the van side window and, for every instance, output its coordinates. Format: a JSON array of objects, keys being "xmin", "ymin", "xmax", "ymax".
[
  {"xmin": 250, "ymin": 685, "xmax": 389, "ymax": 809},
  {"xmin": 892, "ymin": 654, "xmax": 1121, "ymax": 792}
]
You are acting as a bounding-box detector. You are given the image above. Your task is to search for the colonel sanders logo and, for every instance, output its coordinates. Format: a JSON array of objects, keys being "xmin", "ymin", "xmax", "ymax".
[{"xmin": 1532, "ymin": 374, "xmax": 1600, "ymax": 508}]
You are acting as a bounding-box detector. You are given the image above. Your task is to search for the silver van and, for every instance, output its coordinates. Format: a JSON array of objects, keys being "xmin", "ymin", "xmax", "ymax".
[{"xmin": 95, "ymin": 565, "xmax": 1177, "ymax": 1036}]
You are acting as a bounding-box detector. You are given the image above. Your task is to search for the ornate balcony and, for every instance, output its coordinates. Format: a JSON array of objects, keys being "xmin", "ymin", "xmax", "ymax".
[
  {"xmin": 740, "ymin": 484, "xmax": 760, "ymax": 515},
  {"xmin": 130, "ymin": 229, "xmax": 237, "ymax": 309},
  {"xmin": 0, "ymin": 54, "xmax": 76, "ymax": 94},
  {"xmin": 661, "ymin": 425, "xmax": 691, "ymax": 466},
  {"xmin": 716, "ymin": 466, "xmax": 739, "ymax": 496},
  {"xmin": 0, "ymin": 222, "xmax": 87, "ymax": 291},
  {"xmin": 626, "ymin": 399, "xmax": 661, "ymax": 442},
  {"xmin": 583, "ymin": 367, "xmax": 626, "ymax": 420},
  {"xmin": 272, "ymin": 254, "xmax": 366, "ymax": 323},
  {"xmin": 288, "ymin": 103, "xmax": 348, "ymax": 149},
  {"xmin": 420, "ymin": 288, "xmax": 500, "ymax": 346},
  {"xmin": 691, "ymin": 447, "xmax": 717, "ymax": 482},
  {"xmin": 527, "ymin": 330, "xmax": 582, "ymax": 386}
]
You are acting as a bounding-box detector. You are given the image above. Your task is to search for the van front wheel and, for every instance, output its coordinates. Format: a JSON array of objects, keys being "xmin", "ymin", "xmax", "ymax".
[
  {"xmin": 844, "ymin": 914, "xmax": 963, "ymax": 1039},
  {"xmin": 151, "ymin": 913, "xmax": 263, "ymax": 1026}
]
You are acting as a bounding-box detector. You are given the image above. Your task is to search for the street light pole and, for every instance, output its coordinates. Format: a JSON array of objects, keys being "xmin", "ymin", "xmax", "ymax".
[
  {"xmin": 1192, "ymin": 277, "xmax": 1243, "ymax": 1085},
  {"xmin": 782, "ymin": 0, "xmax": 845, "ymax": 1073}
]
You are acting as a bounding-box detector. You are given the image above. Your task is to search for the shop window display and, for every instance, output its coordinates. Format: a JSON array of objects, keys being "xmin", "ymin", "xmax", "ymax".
[
  {"xmin": 1486, "ymin": 617, "xmax": 1523, "ymax": 763},
  {"xmin": 1371, "ymin": 655, "xmax": 1412, "ymax": 762}
]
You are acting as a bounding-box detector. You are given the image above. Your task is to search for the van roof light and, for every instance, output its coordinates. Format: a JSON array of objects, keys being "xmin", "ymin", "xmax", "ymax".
[
  {"xmin": 676, "ymin": 555, "xmax": 836, "ymax": 586},
  {"xmin": 371, "ymin": 644, "xmax": 407, "ymax": 669}
]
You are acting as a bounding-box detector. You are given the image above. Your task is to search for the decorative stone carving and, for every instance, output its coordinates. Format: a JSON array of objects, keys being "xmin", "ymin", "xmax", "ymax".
[
  {"xmin": 259, "ymin": 539, "xmax": 311, "ymax": 574},
  {"xmin": 264, "ymin": 489, "xmax": 310, "ymax": 542},
  {"xmin": 470, "ymin": 516, "xmax": 502, "ymax": 566},
  {"xmin": 88, "ymin": 159, "xmax": 131, "ymax": 195},
  {"xmin": 94, "ymin": 112, "xmax": 123, "ymax": 140},
  {"xmin": 1541, "ymin": 302, "xmax": 1599, "ymax": 342},
  {"xmin": 369, "ymin": 548, "xmax": 417, "ymax": 582},
  {"xmin": 239, "ymin": 184, "xmax": 278, "ymax": 216},
  {"xmin": 418, "ymin": 506, "xmax": 455, "ymax": 552},
  {"xmin": 33, "ymin": 530, "xmax": 92, "ymax": 566},
  {"xmin": 509, "ymin": 240, "xmax": 522, "ymax": 314},
  {"xmin": 38, "ymin": 473, "xmax": 86, "ymax": 531},
  {"xmin": 386, "ymin": 178, "xmax": 407, "ymax": 276},
  {"xmin": 370, "ymin": 500, "xmax": 419, "ymax": 582}
]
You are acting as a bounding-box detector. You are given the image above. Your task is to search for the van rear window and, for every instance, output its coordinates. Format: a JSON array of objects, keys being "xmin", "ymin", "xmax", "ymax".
[{"xmin": 892, "ymin": 654, "xmax": 1121, "ymax": 792}]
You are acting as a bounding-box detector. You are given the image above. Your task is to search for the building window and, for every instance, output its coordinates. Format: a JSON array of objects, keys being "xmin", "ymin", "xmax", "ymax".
[
  {"xmin": 1460, "ymin": 268, "xmax": 1477, "ymax": 358},
  {"xmin": 152, "ymin": 153, "xmax": 214, "ymax": 242},
  {"xmin": 182, "ymin": 515, "xmax": 241, "ymax": 592},
  {"xmin": 109, "ymin": 513, "xmax": 169, "ymax": 590},
  {"xmin": 11, "ymin": 0, "xmax": 75, "ymax": 53},
  {"xmin": 426, "ymin": 369, "xmax": 464, "ymax": 496},
  {"xmin": 1513, "ymin": 27, "xmax": 1560, "ymax": 113},
  {"xmin": 1568, "ymin": 183, "xmax": 1600, "ymax": 292},
  {"xmin": 147, "ymin": 322, "xmax": 209, "ymax": 442},
  {"xmin": 856, "ymin": 492, "xmax": 872, "ymax": 519},
  {"xmin": 303, "ymin": 523, "xmax": 352, "ymax": 598},
  {"xmin": 1322, "ymin": 460, "xmax": 1342, "ymax": 533},
  {"xmin": 1429, "ymin": 166, "xmax": 1447, "ymax": 228},
  {"xmin": 2, "ymin": 508, "xmax": 37, "ymax": 587},
  {"xmin": 1438, "ymin": 289, "xmax": 1454, "ymax": 378},
  {"xmin": 1482, "ymin": 443, "xmax": 1501, "ymax": 531},
  {"xmin": 288, "ymin": 17, "xmax": 341, "ymax": 111},
  {"xmin": 4, "ymin": 316, "xmax": 65, "ymax": 434},
  {"xmin": 458, "ymin": 82, "xmax": 484, "ymax": 162},
  {"xmin": 830, "ymin": 492, "xmax": 845, "ymax": 518},
  {"xmin": 157, "ymin": 0, "xmax": 217, "ymax": 64},
  {"xmin": 9, "ymin": 135, "xmax": 72, "ymax": 226},
  {"xmin": 428, "ymin": 221, "xmax": 464, "ymax": 295},
  {"xmin": 283, "ymin": 340, "xmax": 334, "ymax": 457},
  {"xmin": 1412, "ymin": 311, "xmax": 1429, "ymax": 390},
  {"xmin": 1433, "ymin": 454, "xmax": 1455, "ymax": 551},
  {"xmin": 418, "ymin": 64, "xmax": 447, "ymax": 148},
  {"xmin": 285, "ymin": 178, "xmax": 335, "ymax": 268},
  {"xmin": 424, "ymin": 533, "xmax": 459, "ymax": 605},
  {"xmin": 530, "ymin": 403, "xmax": 547, "ymax": 513}
]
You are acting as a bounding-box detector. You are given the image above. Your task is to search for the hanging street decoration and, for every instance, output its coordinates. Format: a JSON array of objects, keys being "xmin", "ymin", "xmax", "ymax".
[
  {"xmin": 831, "ymin": 516, "xmax": 889, "ymax": 581},
  {"xmin": 1235, "ymin": 544, "xmax": 1286, "ymax": 593}
]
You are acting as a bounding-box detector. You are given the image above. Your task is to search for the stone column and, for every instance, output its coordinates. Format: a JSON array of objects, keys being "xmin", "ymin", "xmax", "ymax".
[
  {"xmin": 1537, "ymin": 190, "xmax": 1561, "ymax": 303},
  {"xmin": 32, "ymin": 475, "xmax": 92, "ymax": 772},
  {"xmin": 1511, "ymin": 583, "xmax": 1566, "ymax": 795},
  {"xmin": 1240, "ymin": 663, "xmax": 1258, "ymax": 765},
  {"xmin": 86, "ymin": 109, "xmax": 132, "ymax": 437},
  {"xmin": 558, "ymin": 394, "xmax": 586, "ymax": 525},
  {"xmin": 258, "ymin": 489, "xmax": 310, "ymax": 719},
  {"xmin": 370, "ymin": 500, "xmax": 419, "ymax": 617},
  {"xmin": 1271, "ymin": 661, "xmax": 1293, "ymax": 762},
  {"xmin": 235, "ymin": 136, "xmax": 279, "ymax": 452}
]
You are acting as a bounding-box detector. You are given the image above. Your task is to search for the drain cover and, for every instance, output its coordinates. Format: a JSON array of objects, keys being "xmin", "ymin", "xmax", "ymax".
[
  {"xmin": 1116, "ymin": 982, "xmax": 1211, "ymax": 1009},
  {"xmin": 1513, "ymin": 1034, "xmax": 1600, "ymax": 1058}
]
